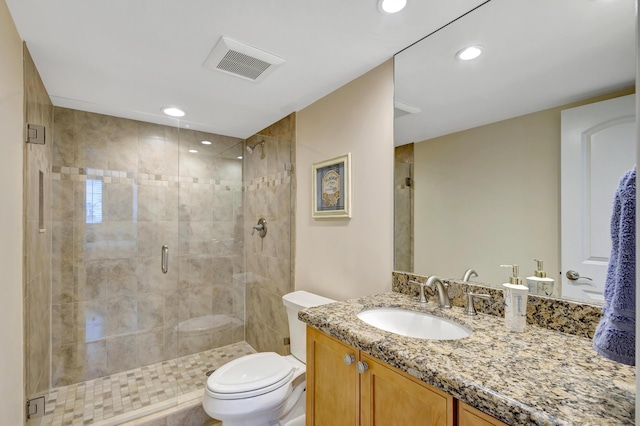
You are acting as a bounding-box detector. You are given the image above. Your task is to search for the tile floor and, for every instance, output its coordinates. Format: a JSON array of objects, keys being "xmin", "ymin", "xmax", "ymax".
[{"xmin": 34, "ymin": 342, "xmax": 255, "ymax": 426}]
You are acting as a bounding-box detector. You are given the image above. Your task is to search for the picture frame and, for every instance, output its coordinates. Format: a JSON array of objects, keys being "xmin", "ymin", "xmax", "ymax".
[{"xmin": 312, "ymin": 153, "xmax": 351, "ymax": 218}]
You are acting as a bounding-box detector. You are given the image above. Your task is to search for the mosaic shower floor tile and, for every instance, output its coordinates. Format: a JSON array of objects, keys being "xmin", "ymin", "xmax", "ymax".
[{"xmin": 34, "ymin": 342, "xmax": 255, "ymax": 426}]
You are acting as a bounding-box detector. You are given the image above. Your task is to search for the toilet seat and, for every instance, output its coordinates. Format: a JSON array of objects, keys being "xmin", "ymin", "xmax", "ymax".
[{"xmin": 206, "ymin": 352, "xmax": 294, "ymax": 400}]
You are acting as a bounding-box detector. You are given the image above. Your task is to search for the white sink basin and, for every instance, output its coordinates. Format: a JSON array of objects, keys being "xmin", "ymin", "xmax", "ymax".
[{"xmin": 357, "ymin": 307, "xmax": 472, "ymax": 340}]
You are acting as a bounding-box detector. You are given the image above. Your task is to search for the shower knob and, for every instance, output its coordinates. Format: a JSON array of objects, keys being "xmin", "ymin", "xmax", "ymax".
[{"xmin": 251, "ymin": 218, "xmax": 267, "ymax": 238}]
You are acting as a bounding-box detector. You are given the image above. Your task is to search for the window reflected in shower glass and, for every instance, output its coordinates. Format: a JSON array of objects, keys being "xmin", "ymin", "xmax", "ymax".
[
  {"xmin": 86, "ymin": 179, "xmax": 103, "ymax": 224},
  {"xmin": 38, "ymin": 170, "xmax": 44, "ymax": 230},
  {"xmin": 85, "ymin": 315, "xmax": 105, "ymax": 342}
]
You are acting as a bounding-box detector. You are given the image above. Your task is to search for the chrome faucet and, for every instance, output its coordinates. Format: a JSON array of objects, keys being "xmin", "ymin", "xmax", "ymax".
[
  {"xmin": 425, "ymin": 276, "xmax": 451, "ymax": 309},
  {"xmin": 462, "ymin": 268, "xmax": 478, "ymax": 282}
]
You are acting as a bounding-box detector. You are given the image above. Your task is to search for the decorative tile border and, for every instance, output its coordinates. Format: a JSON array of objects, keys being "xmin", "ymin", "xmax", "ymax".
[
  {"xmin": 51, "ymin": 166, "xmax": 242, "ymax": 191},
  {"xmin": 245, "ymin": 171, "xmax": 292, "ymax": 191},
  {"xmin": 35, "ymin": 342, "xmax": 255, "ymax": 426},
  {"xmin": 392, "ymin": 271, "xmax": 602, "ymax": 338}
]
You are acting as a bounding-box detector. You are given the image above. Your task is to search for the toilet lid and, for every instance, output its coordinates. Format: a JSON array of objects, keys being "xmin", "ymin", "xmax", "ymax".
[{"xmin": 207, "ymin": 352, "xmax": 293, "ymax": 397}]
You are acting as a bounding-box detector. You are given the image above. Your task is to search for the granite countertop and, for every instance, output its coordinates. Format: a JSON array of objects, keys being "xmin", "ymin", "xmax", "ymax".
[{"xmin": 299, "ymin": 292, "xmax": 635, "ymax": 426}]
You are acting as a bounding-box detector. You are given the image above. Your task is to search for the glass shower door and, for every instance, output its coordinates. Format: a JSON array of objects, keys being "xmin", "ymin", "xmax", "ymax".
[{"xmin": 175, "ymin": 126, "xmax": 245, "ymax": 361}]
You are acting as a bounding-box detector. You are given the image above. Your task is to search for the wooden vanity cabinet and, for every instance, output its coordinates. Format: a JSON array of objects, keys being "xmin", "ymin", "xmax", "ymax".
[
  {"xmin": 306, "ymin": 326, "xmax": 454, "ymax": 426},
  {"xmin": 360, "ymin": 352, "xmax": 454, "ymax": 425},
  {"xmin": 306, "ymin": 326, "xmax": 360, "ymax": 425}
]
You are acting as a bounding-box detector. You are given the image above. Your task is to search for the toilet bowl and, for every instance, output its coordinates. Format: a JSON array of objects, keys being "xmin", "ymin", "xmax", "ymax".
[{"xmin": 202, "ymin": 290, "xmax": 334, "ymax": 426}]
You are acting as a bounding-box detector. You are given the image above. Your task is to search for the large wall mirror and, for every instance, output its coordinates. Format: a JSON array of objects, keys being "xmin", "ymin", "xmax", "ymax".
[{"xmin": 393, "ymin": 0, "xmax": 636, "ymax": 303}]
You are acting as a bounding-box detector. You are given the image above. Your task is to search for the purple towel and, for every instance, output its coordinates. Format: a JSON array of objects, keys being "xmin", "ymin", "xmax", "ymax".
[{"xmin": 593, "ymin": 166, "xmax": 636, "ymax": 366}]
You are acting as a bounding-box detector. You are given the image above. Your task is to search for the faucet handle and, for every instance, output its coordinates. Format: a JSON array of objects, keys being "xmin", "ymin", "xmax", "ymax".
[
  {"xmin": 409, "ymin": 280, "xmax": 428, "ymax": 303},
  {"xmin": 466, "ymin": 292, "xmax": 491, "ymax": 315}
]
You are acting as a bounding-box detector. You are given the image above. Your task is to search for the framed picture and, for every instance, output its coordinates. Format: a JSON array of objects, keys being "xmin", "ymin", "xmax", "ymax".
[{"xmin": 312, "ymin": 153, "xmax": 351, "ymax": 218}]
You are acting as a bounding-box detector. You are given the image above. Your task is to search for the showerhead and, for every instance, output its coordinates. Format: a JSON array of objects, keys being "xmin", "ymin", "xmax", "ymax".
[{"xmin": 246, "ymin": 140, "xmax": 265, "ymax": 154}]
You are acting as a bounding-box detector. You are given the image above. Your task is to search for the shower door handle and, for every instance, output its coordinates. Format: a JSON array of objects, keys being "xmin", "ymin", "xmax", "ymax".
[{"xmin": 161, "ymin": 245, "xmax": 169, "ymax": 274}]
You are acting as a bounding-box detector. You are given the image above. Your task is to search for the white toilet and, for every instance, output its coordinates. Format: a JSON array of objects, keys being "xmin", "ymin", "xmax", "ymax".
[{"xmin": 203, "ymin": 290, "xmax": 335, "ymax": 426}]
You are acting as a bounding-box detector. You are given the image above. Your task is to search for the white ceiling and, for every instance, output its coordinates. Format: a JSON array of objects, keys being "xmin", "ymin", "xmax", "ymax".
[
  {"xmin": 394, "ymin": 0, "xmax": 636, "ymax": 146},
  {"xmin": 6, "ymin": 0, "xmax": 487, "ymax": 138}
]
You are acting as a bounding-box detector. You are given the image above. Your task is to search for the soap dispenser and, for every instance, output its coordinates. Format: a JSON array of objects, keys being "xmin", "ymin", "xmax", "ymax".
[
  {"xmin": 526, "ymin": 259, "xmax": 555, "ymax": 296},
  {"xmin": 500, "ymin": 264, "xmax": 529, "ymax": 333}
]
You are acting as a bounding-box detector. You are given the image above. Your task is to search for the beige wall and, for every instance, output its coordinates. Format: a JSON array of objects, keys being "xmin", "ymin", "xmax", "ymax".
[
  {"xmin": 0, "ymin": 0, "xmax": 25, "ymax": 423},
  {"xmin": 413, "ymin": 88, "xmax": 634, "ymax": 290},
  {"xmin": 295, "ymin": 60, "xmax": 394, "ymax": 301}
]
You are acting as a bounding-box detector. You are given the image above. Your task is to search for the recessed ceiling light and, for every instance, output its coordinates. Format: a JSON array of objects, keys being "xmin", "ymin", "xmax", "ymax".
[
  {"xmin": 162, "ymin": 106, "xmax": 186, "ymax": 117},
  {"xmin": 378, "ymin": 0, "xmax": 407, "ymax": 14},
  {"xmin": 237, "ymin": 156, "xmax": 243, "ymax": 160},
  {"xmin": 201, "ymin": 140, "xmax": 212, "ymax": 145},
  {"xmin": 456, "ymin": 46, "xmax": 484, "ymax": 61},
  {"xmin": 189, "ymin": 149, "xmax": 198, "ymax": 153}
]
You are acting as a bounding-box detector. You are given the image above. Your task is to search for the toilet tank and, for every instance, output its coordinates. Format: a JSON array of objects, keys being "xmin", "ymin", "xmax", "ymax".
[{"xmin": 282, "ymin": 291, "xmax": 335, "ymax": 362}]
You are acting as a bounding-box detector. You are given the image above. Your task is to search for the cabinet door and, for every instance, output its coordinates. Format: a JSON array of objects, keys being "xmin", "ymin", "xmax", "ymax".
[
  {"xmin": 306, "ymin": 326, "xmax": 359, "ymax": 426},
  {"xmin": 458, "ymin": 401, "xmax": 509, "ymax": 426},
  {"xmin": 360, "ymin": 353, "xmax": 454, "ymax": 426}
]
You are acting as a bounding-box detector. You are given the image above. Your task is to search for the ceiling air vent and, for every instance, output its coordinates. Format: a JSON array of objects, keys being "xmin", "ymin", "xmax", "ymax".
[{"xmin": 203, "ymin": 36, "xmax": 285, "ymax": 83}]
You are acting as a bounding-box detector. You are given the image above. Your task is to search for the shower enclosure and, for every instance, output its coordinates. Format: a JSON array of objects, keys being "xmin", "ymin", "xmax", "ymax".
[{"xmin": 48, "ymin": 108, "xmax": 247, "ymax": 387}]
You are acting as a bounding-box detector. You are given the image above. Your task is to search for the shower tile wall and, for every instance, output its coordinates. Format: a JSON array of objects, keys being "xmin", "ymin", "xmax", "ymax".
[
  {"xmin": 24, "ymin": 44, "xmax": 54, "ymax": 399},
  {"xmin": 51, "ymin": 107, "xmax": 244, "ymax": 387},
  {"xmin": 244, "ymin": 114, "xmax": 295, "ymax": 355},
  {"xmin": 394, "ymin": 143, "xmax": 413, "ymax": 272}
]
